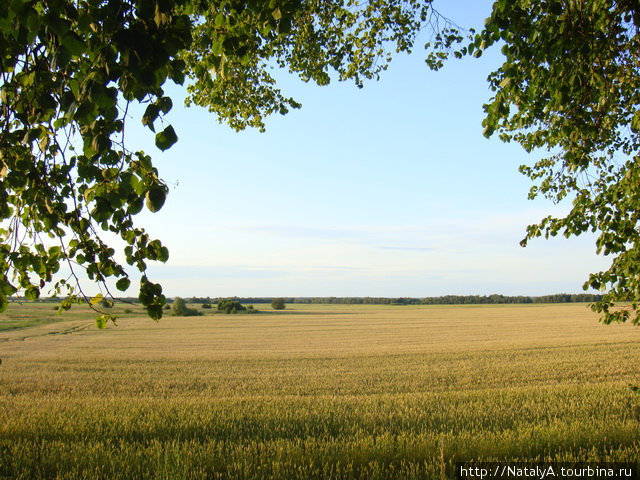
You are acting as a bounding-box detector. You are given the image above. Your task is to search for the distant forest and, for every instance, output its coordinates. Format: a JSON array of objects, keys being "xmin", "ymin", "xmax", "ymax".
[
  {"xmin": 28, "ymin": 293, "xmax": 604, "ymax": 305},
  {"xmin": 158, "ymin": 294, "xmax": 603, "ymax": 305}
]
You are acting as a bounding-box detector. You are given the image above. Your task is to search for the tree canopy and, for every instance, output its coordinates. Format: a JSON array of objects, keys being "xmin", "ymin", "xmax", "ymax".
[
  {"xmin": 1, "ymin": 0, "xmax": 457, "ymax": 324},
  {"xmin": 469, "ymin": 0, "xmax": 640, "ymax": 323},
  {"xmin": 2, "ymin": 0, "xmax": 640, "ymax": 324},
  {"xmin": 271, "ymin": 298, "xmax": 285, "ymax": 310},
  {"xmin": 172, "ymin": 297, "xmax": 187, "ymax": 316},
  {"xmin": 217, "ymin": 298, "xmax": 246, "ymax": 314}
]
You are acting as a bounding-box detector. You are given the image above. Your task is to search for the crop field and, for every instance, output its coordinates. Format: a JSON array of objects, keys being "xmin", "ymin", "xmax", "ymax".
[{"xmin": 1, "ymin": 302, "xmax": 640, "ymax": 479}]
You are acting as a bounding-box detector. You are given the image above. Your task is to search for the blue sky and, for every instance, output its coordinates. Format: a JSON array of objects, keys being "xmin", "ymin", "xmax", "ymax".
[{"xmin": 102, "ymin": 0, "xmax": 611, "ymax": 298}]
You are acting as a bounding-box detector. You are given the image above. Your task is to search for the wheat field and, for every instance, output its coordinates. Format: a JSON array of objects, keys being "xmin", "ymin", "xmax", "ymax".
[{"xmin": 1, "ymin": 303, "xmax": 640, "ymax": 479}]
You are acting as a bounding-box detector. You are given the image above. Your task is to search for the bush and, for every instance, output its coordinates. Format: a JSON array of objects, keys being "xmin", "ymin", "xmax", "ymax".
[
  {"xmin": 172, "ymin": 297, "xmax": 187, "ymax": 316},
  {"xmin": 217, "ymin": 299, "xmax": 246, "ymax": 314},
  {"xmin": 271, "ymin": 298, "xmax": 286, "ymax": 310},
  {"xmin": 202, "ymin": 303, "xmax": 212, "ymax": 309},
  {"xmin": 247, "ymin": 305, "xmax": 258, "ymax": 314},
  {"xmin": 172, "ymin": 297, "xmax": 202, "ymax": 317}
]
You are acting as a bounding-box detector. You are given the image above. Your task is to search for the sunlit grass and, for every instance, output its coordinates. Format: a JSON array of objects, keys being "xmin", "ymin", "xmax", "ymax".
[{"xmin": 0, "ymin": 301, "xmax": 146, "ymax": 332}]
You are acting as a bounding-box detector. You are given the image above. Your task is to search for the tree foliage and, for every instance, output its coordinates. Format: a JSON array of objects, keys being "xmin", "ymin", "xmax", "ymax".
[
  {"xmin": 172, "ymin": 297, "xmax": 187, "ymax": 316},
  {"xmin": 271, "ymin": 297, "xmax": 285, "ymax": 310},
  {"xmin": 1, "ymin": 0, "xmax": 187, "ymax": 320},
  {"xmin": 1, "ymin": 0, "xmax": 459, "ymax": 323},
  {"xmin": 5, "ymin": 0, "xmax": 640, "ymax": 325},
  {"xmin": 460, "ymin": 0, "xmax": 640, "ymax": 323},
  {"xmin": 182, "ymin": 0, "xmax": 459, "ymax": 131},
  {"xmin": 217, "ymin": 298, "xmax": 246, "ymax": 314},
  {"xmin": 171, "ymin": 296, "xmax": 201, "ymax": 316}
]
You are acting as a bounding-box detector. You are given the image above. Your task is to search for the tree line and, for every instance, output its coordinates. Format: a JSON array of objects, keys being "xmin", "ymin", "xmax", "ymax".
[{"xmin": 137, "ymin": 294, "xmax": 603, "ymax": 306}]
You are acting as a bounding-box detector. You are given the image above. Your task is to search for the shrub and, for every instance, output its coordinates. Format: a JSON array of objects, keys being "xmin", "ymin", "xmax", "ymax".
[
  {"xmin": 172, "ymin": 297, "xmax": 202, "ymax": 317},
  {"xmin": 202, "ymin": 303, "xmax": 212, "ymax": 309},
  {"xmin": 271, "ymin": 298, "xmax": 286, "ymax": 310},
  {"xmin": 217, "ymin": 299, "xmax": 246, "ymax": 314},
  {"xmin": 172, "ymin": 297, "xmax": 187, "ymax": 316}
]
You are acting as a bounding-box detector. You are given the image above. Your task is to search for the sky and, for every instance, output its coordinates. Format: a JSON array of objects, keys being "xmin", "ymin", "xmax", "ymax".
[{"xmin": 94, "ymin": 0, "xmax": 611, "ymax": 298}]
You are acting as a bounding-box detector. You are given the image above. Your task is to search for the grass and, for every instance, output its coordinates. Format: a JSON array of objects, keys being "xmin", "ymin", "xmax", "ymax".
[
  {"xmin": 0, "ymin": 301, "xmax": 147, "ymax": 332},
  {"xmin": 1, "ymin": 303, "xmax": 640, "ymax": 479}
]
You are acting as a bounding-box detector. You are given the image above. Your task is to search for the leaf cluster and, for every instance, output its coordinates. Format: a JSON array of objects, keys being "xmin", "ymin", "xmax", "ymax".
[
  {"xmin": 0, "ymin": 0, "xmax": 196, "ymax": 321},
  {"xmin": 182, "ymin": 0, "xmax": 459, "ymax": 131},
  {"xmin": 468, "ymin": 0, "xmax": 640, "ymax": 323},
  {"xmin": 1, "ymin": 1, "xmax": 463, "ymax": 322}
]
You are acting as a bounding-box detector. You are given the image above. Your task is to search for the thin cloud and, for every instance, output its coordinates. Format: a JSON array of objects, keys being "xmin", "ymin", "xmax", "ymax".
[
  {"xmin": 147, "ymin": 264, "xmax": 363, "ymax": 279},
  {"xmin": 235, "ymin": 225, "xmax": 360, "ymax": 239},
  {"xmin": 377, "ymin": 246, "xmax": 434, "ymax": 252}
]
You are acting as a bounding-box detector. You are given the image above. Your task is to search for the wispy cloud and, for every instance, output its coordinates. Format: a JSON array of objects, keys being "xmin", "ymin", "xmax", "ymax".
[
  {"xmin": 148, "ymin": 264, "xmax": 363, "ymax": 280},
  {"xmin": 377, "ymin": 246, "xmax": 434, "ymax": 252},
  {"xmin": 234, "ymin": 225, "xmax": 360, "ymax": 239},
  {"xmin": 148, "ymin": 265, "xmax": 286, "ymax": 279}
]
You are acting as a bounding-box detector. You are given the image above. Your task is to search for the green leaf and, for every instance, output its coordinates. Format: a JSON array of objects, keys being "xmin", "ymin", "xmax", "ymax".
[
  {"xmin": 155, "ymin": 125, "xmax": 178, "ymax": 151},
  {"xmin": 25, "ymin": 286, "xmax": 39, "ymax": 301},
  {"xmin": 0, "ymin": 281, "xmax": 17, "ymax": 296},
  {"xmin": 146, "ymin": 304, "xmax": 164, "ymax": 320},
  {"xmin": 95, "ymin": 315, "xmax": 108, "ymax": 329},
  {"xmin": 116, "ymin": 277, "xmax": 131, "ymax": 291},
  {"xmin": 145, "ymin": 186, "xmax": 167, "ymax": 213},
  {"xmin": 157, "ymin": 246, "xmax": 169, "ymax": 263},
  {"xmin": 142, "ymin": 104, "xmax": 159, "ymax": 132},
  {"xmin": 62, "ymin": 32, "xmax": 86, "ymax": 56},
  {"xmin": 127, "ymin": 197, "xmax": 144, "ymax": 215},
  {"xmin": 157, "ymin": 97, "xmax": 173, "ymax": 114},
  {"xmin": 96, "ymin": 313, "xmax": 117, "ymax": 328},
  {"xmin": 631, "ymin": 111, "xmax": 640, "ymax": 133}
]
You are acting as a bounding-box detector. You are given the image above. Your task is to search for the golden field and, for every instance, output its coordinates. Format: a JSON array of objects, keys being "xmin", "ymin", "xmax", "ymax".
[{"xmin": 1, "ymin": 302, "xmax": 640, "ymax": 479}]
